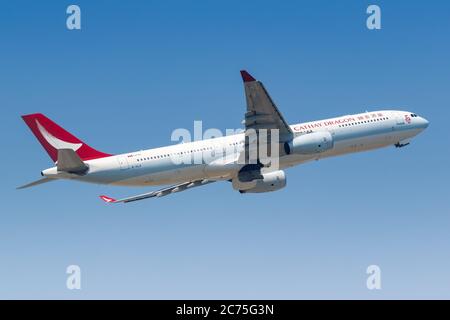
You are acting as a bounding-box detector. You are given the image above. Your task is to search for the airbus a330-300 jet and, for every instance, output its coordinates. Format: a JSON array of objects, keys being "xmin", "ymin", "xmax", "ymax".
[{"xmin": 19, "ymin": 71, "xmax": 429, "ymax": 203}]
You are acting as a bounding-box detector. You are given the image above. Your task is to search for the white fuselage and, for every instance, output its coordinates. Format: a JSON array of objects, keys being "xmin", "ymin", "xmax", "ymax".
[{"xmin": 42, "ymin": 110, "xmax": 429, "ymax": 186}]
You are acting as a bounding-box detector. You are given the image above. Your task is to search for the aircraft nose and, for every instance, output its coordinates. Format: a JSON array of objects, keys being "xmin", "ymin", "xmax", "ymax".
[{"xmin": 418, "ymin": 116, "xmax": 429, "ymax": 129}]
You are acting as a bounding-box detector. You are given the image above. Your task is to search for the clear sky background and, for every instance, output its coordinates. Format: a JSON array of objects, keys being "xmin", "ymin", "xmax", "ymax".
[{"xmin": 1, "ymin": 0, "xmax": 449, "ymax": 299}]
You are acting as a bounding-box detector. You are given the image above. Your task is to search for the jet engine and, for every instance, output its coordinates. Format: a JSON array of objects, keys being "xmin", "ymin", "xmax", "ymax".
[
  {"xmin": 232, "ymin": 170, "xmax": 286, "ymax": 193},
  {"xmin": 284, "ymin": 131, "xmax": 334, "ymax": 155}
]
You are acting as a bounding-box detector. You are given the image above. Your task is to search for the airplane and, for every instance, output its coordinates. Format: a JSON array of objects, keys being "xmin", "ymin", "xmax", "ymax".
[{"xmin": 18, "ymin": 70, "xmax": 429, "ymax": 203}]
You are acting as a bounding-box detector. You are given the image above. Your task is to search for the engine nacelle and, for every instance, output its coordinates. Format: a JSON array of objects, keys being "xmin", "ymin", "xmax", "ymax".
[
  {"xmin": 232, "ymin": 170, "xmax": 286, "ymax": 193},
  {"xmin": 284, "ymin": 131, "xmax": 334, "ymax": 155}
]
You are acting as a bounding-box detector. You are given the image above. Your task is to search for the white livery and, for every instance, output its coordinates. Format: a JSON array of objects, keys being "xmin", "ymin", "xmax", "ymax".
[{"xmin": 19, "ymin": 71, "xmax": 429, "ymax": 203}]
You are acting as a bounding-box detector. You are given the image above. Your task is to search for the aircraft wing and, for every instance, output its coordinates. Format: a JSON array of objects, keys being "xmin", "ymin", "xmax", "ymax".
[
  {"xmin": 99, "ymin": 179, "xmax": 215, "ymax": 203},
  {"xmin": 239, "ymin": 70, "xmax": 293, "ymax": 165},
  {"xmin": 240, "ymin": 70, "xmax": 293, "ymax": 141}
]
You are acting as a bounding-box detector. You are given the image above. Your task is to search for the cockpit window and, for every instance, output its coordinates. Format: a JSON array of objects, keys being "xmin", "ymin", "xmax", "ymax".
[{"xmin": 410, "ymin": 113, "xmax": 418, "ymax": 117}]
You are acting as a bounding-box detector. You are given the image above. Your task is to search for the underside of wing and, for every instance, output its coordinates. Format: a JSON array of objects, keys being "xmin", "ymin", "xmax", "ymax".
[{"xmin": 100, "ymin": 179, "xmax": 215, "ymax": 203}]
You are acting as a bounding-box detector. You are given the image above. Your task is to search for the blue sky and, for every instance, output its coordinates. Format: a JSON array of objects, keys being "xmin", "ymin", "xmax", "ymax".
[{"xmin": 0, "ymin": 0, "xmax": 449, "ymax": 299}]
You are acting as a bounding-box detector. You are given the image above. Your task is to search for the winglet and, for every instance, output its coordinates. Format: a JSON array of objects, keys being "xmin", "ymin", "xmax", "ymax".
[
  {"xmin": 99, "ymin": 195, "xmax": 117, "ymax": 203},
  {"xmin": 240, "ymin": 70, "xmax": 256, "ymax": 82}
]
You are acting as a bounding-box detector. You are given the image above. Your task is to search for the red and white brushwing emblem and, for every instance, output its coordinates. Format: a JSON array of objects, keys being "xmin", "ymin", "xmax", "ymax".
[
  {"xmin": 405, "ymin": 114, "xmax": 412, "ymax": 124},
  {"xmin": 36, "ymin": 120, "xmax": 83, "ymax": 151},
  {"xmin": 99, "ymin": 195, "xmax": 117, "ymax": 203}
]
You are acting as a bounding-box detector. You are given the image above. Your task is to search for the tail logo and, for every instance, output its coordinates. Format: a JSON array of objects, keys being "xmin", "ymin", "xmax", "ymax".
[{"xmin": 36, "ymin": 120, "xmax": 83, "ymax": 151}]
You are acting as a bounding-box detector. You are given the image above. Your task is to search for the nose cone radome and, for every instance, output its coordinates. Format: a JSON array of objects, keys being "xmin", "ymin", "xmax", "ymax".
[{"xmin": 418, "ymin": 116, "xmax": 429, "ymax": 129}]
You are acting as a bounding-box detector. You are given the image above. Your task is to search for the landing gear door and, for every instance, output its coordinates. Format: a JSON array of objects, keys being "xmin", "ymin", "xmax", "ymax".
[{"xmin": 117, "ymin": 156, "xmax": 129, "ymax": 170}]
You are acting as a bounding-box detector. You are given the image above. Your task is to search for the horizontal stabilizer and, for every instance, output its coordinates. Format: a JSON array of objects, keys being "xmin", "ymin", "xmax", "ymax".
[
  {"xmin": 57, "ymin": 149, "xmax": 88, "ymax": 174},
  {"xmin": 17, "ymin": 177, "xmax": 55, "ymax": 189}
]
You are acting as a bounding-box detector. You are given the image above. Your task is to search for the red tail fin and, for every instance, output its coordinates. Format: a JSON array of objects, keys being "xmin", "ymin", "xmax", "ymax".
[{"xmin": 21, "ymin": 113, "xmax": 112, "ymax": 162}]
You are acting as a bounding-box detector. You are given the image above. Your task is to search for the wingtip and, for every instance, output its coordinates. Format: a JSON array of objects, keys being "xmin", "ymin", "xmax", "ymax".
[
  {"xmin": 99, "ymin": 195, "xmax": 117, "ymax": 203},
  {"xmin": 240, "ymin": 70, "xmax": 256, "ymax": 82}
]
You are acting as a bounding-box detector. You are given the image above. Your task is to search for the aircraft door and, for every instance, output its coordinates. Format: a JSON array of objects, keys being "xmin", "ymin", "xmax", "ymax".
[
  {"xmin": 117, "ymin": 156, "xmax": 129, "ymax": 170},
  {"xmin": 395, "ymin": 112, "xmax": 405, "ymax": 126}
]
